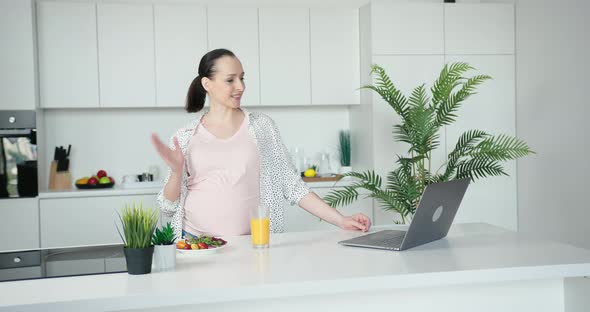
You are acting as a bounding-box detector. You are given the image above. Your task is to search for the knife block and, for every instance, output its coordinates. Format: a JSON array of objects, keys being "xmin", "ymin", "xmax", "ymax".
[{"xmin": 48, "ymin": 161, "xmax": 72, "ymax": 190}]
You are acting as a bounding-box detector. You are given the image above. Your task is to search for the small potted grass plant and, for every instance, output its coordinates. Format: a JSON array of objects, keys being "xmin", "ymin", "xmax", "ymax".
[
  {"xmin": 152, "ymin": 222, "xmax": 177, "ymax": 270},
  {"xmin": 116, "ymin": 202, "xmax": 159, "ymax": 275},
  {"xmin": 338, "ymin": 130, "xmax": 352, "ymax": 174}
]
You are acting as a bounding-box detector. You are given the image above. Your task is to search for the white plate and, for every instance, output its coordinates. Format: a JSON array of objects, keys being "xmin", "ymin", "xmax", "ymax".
[{"xmin": 176, "ymin": 243, "xmax": 227, "ymax": 255}]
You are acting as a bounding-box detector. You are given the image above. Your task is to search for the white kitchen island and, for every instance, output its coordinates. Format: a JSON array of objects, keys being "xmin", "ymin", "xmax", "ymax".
[{"xmin": 1, "ymin": 223, "xmax": 589, "ymax": 312}]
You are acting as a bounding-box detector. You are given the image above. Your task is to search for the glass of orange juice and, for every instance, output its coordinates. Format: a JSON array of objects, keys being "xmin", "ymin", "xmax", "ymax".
[{"xmin": 250, "ymin": 205, "xmax": 270, "ymax": 248}]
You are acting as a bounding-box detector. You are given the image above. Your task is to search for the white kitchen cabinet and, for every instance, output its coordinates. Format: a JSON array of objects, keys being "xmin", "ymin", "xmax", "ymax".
[
  {"xmin": 37, "ymin": 2, "xmax": 99, "ymax": 108},
  {"xmin": 259, "ymin": 8, "xmax": 310, "ymax": 106},
  {"xmin": 0, "ymin": 198, "xmax": 39, "ymax": 252},
  {"xmin": 445, "ymin": 4, "xmax": 514, "ymax": 55},
  {"xmin": 208, "ymin": 8, "xmax": 260, "ymax": 107},
  {"xmin": 154, "ymin": 4, "xmax": 207, "ymax": 108},
  {"xmin": 40, "ymin": 195, "xmax": 158, "ymax": 248},
  {"xmin": 0, "ymin": 0, "xmax": 36, "ymax": 110},
  {"xmin": 97, "ymin": 3, "xmax": 155, "ymax": 107},
  {"xmin": 284, "ymin": 188, "xmax": 372, "ymax": 232},
  {"xmin": 310, "ymin": 8, "xmax": 359, "ymax": 105},
  {"xmin": 371, "ymin": 2, "xmax": 444, "ymax": 55}
]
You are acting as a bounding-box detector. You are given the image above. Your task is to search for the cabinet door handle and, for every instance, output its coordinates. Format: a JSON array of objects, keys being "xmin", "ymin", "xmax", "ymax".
[{"xmin": 13, "ymin": 257, "xmax": 22, "ymax": 263}]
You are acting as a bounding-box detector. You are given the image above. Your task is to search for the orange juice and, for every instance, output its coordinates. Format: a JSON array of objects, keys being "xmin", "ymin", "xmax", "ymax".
[{"xmin": 250, "ymin": 217, "xmax": 270, "ymax": 247}]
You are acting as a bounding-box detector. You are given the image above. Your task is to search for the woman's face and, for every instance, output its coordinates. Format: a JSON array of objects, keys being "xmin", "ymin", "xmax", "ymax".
[{"xmin": 202, "ymin": 56, "xmax": 245, "ymax": 109}]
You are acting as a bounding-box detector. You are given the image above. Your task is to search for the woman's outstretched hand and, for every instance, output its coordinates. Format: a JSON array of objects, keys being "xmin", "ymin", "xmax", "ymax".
[
  {"xmin": 151, "ymin": 133, "xmax": 185, "ymax": 174},
  {"xmin": 339, "ymin": 213, "xmax": 372, "ymax": 232}
]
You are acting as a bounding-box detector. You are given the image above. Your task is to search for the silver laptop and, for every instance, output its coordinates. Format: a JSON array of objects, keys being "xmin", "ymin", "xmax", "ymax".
[{"xmin": 339, "ymin": 178, "xmax": 470, "ymax": 251}]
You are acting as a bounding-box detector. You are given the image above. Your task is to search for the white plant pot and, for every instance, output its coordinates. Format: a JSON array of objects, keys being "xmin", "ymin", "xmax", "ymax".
[
  {"xmin": 153, "ymin": 244, "xmax": 176, "ymax": 270},
  {"xmin": 339, "ymin": 166, "xmax": 352, "ymax": 174}
]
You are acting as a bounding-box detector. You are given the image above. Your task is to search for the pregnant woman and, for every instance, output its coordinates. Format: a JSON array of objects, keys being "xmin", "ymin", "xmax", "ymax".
[{"xmin": 151, "ymin": 48, "xmax": 371, "ymax": 239}]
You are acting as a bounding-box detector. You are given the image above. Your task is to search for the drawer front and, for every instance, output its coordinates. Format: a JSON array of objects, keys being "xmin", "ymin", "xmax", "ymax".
[
  {"xmin": 0, "ymin": 198, "xmax": 40, "ymax": 251},
  {"xmin": 40, "ymin": 195, "xmax": 158, "ymax": 248},
  {"xmin": 0, "ymin": 250, "xmax": 41, "ymax": 269}
]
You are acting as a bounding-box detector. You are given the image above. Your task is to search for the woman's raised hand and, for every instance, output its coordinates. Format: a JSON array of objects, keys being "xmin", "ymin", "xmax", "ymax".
[{"xmin": 151, "ymin": 133, "xmax": 185, "ymax": 175}]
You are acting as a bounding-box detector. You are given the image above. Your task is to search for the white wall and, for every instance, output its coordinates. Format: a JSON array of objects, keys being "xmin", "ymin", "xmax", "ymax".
[
  {"xmin": 42, "ymin": 106, "xmax": 349, "ymax": 189},
  {"xmin": 516, "ymin": 0, "xmax": 590, "ymax": 249}
]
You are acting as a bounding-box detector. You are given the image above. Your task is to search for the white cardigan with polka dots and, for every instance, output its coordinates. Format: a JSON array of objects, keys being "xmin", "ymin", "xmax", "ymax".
[{"xmin": 157, "ymin": 109, "xmax": 310, "ymax": 239}]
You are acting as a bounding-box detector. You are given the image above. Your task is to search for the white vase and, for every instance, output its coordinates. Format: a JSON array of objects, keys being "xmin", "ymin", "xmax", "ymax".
[
  {"xmin": 153, "ymin": 244, "xmax": 176, "ymax": 270},
  {"xmin": 339, "ymin": 166, "xmax": 352, "ymax": 174}
]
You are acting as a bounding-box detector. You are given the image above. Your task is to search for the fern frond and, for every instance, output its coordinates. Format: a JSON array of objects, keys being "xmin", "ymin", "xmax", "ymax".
[
  {"xmin": 435, "ymin": 92, "xmax": 460, "ymax": 126},
  {"xmin": 436, "ymin": 75, "xmax": 493, "ymax": 127},
  {"xmin": 455, "ymin": 75, "xmax": 492, "ymax": 103},
  {"xmin": 469, "ymin": 134, "xmax": 535, "ymax": 161},
  {"xmin": 343, "ymin": 170, "xmax": 382, "ymax": 188},
  {"xmin": 369, "ymin": 189, "xmax": 414, "ymax": 217},
  {"xmin": 385, "ymin": 163, "xmax": 421, "ymax": 215},
  {"xmin": 402, "ymin": 85, "xmax": 440, "ymax": 156},
  {"xmin": 455, "ymin": 157, "xmax": 508, "ymax": 180},
  {"xmin": 439, "ymin": 130, "xmax": 490, "ymax": 180},
  {"xmin": 362, "ymin": 64, "xmax": 409, "ymax": 119},
  {"xmin": 323, "ymin": 185, "xmax": 361, "ymax": 208},
  {"xmin": 325, "ymin": 170, "xmax": 389, "ymax": 207},
  {"xmin": 408, "ymin": 84, "xmax": 430, "ymax": 109},
  {"xmin": 431, "ymin": 63, "xmax": 473, "ymax": 108}
]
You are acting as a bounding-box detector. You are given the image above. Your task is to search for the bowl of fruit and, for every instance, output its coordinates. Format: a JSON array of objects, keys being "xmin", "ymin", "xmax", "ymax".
[
  {"xmin": 75, "ymin": 170, "xmax": 115, "ymax": 189},
  {"xmin": 176, "ymin": 235, "xmax": 227, "ymax": 255}
]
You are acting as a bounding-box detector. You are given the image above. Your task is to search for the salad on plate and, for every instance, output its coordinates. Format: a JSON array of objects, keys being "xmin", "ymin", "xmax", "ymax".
[{"xmin": 176, "ymin": 235, "xmax": 227, "ymax": 255}]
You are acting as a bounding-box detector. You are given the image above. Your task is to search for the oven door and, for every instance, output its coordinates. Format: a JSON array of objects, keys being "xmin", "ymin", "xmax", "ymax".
[{"xmin": 0, "ymin": 130, "xmax": 37, "ymax": 198}]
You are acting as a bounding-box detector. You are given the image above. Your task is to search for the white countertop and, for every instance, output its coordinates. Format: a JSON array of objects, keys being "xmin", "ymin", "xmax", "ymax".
[
  {"xmin": 38, "ymin": 186, "xmax": 163, "ymax": 199},
  {"xmin": 1, "ymin": 223, "xmax": 590, "ymax": 311},
  {"xmin": 38, "ymin": 178, "xmax": 358, "ymax": 199}
]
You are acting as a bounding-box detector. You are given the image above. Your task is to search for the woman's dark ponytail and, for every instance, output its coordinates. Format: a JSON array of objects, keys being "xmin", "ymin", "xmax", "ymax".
[
  {"xmin": 185, "ymin": 49, "xmax": 236, "ymax": 113},
  {"xmin": 186, "ymin": 75, "xmax": 206, "ymax": 113}
]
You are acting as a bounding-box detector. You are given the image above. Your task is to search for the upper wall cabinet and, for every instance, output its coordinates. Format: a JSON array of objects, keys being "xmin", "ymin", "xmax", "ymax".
[
  {"xmin": 97, "ymin": 3, "xmax": 155, "ymax": 107},
  {"xmin": 37, "ymin": 2, "xmax": 99, "ymax": 108},
  {"xmin": 445, "ymin": 4, "xmax": 515, "ymax": 55},
  {"xmin": 371, "ymin": 2, "xmax": 444, "ymax": 55},
  {"xmin": 0, "ymin": 0, "xmax": 36, "ymax": 110},
  {"xmin": 259, "ymin": 8, "xmax": 310, "ymax": 106},
  {"xmin": 154, "ymin": 4, "xmax": 207, "ymax": 108},
  {"xmin": 310, "ymin": 9, "xmax": 359, "ymax": 105},
  {"xmin": 35, "ymin": 3, "xmax": 361, "ymax": 108},
  {"xmin": 208, "ymin": 8, "xmax": 260, "ymax": 107}
]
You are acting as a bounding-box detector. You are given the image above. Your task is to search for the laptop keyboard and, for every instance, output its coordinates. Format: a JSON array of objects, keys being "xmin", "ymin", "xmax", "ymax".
[
  {"xmin": 340, "ymin": 230, "xmax": 407, "ymax": 249},
  {"xmin": 372, "ymin": 235, "xmax": 405, "ymax": 247}
]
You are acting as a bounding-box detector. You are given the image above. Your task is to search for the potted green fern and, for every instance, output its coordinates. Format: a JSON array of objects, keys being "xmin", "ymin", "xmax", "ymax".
[
  {"xmin": 338, "ymin": 130, "xmax": 352, "ymax": 174},
  {"xmin": 116, "ymin": 202, "xmax": 159, "ymax": 275},
  {"xmin": 325, "ymin": 63, "xmax": 533, "ymax": 223},
  {"xmin": 152, "ymin": 222, "xmax": 177, "ymax": 270}
]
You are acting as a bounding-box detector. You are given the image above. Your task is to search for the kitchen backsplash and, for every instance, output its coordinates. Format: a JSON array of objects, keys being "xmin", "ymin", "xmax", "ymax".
[{"xmin": 42, "ymin": 106, "xmax": 350, "ymax": 189}]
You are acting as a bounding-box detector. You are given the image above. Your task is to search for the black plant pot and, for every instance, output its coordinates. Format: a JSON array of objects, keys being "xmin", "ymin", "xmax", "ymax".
[{"xmin": 124, "ymin": 246, "xmax": 154, "ymax": 275}]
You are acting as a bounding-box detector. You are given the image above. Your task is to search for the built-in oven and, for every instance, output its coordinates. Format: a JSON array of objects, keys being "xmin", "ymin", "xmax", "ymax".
[{"xmin": 0, "ymin": 110, "xmax": 37, "ymax": 198}]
